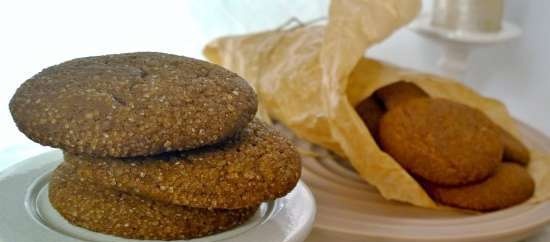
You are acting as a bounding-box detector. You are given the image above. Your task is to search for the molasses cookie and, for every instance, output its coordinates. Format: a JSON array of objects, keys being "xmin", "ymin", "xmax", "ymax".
[
  {"xmin": 379, "ymin": 98, "xmax": 503, "ymax": 186},
  {"xmin": 67, "ymin": 119, "xmax": 301, "ymax": 209},
  {"xmin": 355, "ymin": 95, "xmax": 385, "ymax": 142},
  {"xmin": 49, "ymin": 162, "xmax": 258, "ymax": 240},
  {"xmin": 497, "ymin": 126, "xmax": 530, "ymax": 165},
  {"xmin": 10, "ymin": 52, "xmax": 257, "ymax": 157},
  {"xmin": 375, "ymin": 81, "xmax": 429, "ymax": 110},
  {"xmin": 422, "ymin": 163, "xmax": 534, "ymax": 211}
]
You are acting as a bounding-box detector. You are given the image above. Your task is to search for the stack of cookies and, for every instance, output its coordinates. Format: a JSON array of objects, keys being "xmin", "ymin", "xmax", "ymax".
[
  {"xmin": 356, "ymin": 81, "xmax": 534, "ymax": 211},
  {"xmin": 10, "ymin": 53, "xmax": 301, "ymax": 240}
]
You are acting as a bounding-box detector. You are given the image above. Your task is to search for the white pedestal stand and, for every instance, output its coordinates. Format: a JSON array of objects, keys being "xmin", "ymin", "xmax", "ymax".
[{"xmin": 409, "ymin": 13, "xmax": 521, "ymax": 79}]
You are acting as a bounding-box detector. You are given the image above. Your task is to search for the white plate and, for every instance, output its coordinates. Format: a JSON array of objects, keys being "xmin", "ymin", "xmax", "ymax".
[
  {"xmin": 0, "ymin": 150, "xmax": 316, "ymax": 242},
  {"xmin": 273, "ymin": 124, "xmax": 550, "ymax": 242}
]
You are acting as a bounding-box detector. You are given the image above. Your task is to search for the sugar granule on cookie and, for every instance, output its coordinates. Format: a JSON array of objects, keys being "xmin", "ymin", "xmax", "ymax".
[
  {"xmin": 67, "ymin": 119, "xmax": 302, "ymax": 209},
  {"xmin": 10, "ymin": 52, "xmax": 257, "ymax": 157},
  {"xmin": 49, "ymin": 162, "xmax": 258, "ymax": 240}
]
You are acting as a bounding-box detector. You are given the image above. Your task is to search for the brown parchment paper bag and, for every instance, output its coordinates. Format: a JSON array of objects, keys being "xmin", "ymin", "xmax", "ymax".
[{"xmin": 204, "ymin": 0, "xmax": 550, "ymax": 208}]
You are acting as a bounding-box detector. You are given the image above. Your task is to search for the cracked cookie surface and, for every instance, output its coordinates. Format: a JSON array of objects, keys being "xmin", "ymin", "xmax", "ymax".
[
  {"xmin": 10, "ymin": 52, "xmax": 257, "ymax": 157},
  {"xmin": 379, "ymin": 98, "xmax": 503, "ymax": 186},
  {"xmin": 66, "ymin": 119, "xmax": 302, "ymax": 209}
]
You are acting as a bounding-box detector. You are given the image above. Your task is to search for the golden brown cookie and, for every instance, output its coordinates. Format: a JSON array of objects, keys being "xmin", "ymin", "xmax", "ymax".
[
  {"xmin": 422, "ymin": 163, "xmax": 535, "ymax": 211},
  {"xmin": 66, "ymin": 119, "xmax": 301, "ymax": 209},
  {"xmin": 355, "ymin": 95, "xmax": 385, "ymax": 142},
  {"xmin": 374, "ymin": 81, "xmax": 429, "ymax": 110},
  {"xmin": 379, "ymin": 98, "xmax": 503, "ymax": 186},
  {"xmin": 10, "ymin": 52, "xmax": 257, "ymax": 157},
  {"xmin": 49, "ymin": 162, "xmax": 258, "ymax": 240},
  {"xmin": 497, "ymin": 126, "xmax": 530, "ymax": 165}
]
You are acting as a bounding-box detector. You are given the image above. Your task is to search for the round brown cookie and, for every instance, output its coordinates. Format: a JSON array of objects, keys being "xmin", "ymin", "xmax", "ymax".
[
  {"xmin": 66, "ymin": 119, "xmax": 301, "ymax": 209},
  {"xmin": 379, "ymin": 98, "xmax": 503, "ymax": 186},
  {"xmin": 49, "ymin": 162, "xmax": 258, "ymax": 240},
  {"xmin": 374, "ymin": 81, "xmax": 430, "ymax": 110},
  {"xmin": 355, "ymin": 95, "xmax": 386, "ymax": 142},
  {"xmin": 10, "ymin": 52, "xmax": 257, "ymax": 157},
  {"xmin": 422, "ymin": 163, "xmax": 534, "ymax": 211},
  {"xmin": 497, "ymin": 126, "xmax": 530, "ymax": 165}
]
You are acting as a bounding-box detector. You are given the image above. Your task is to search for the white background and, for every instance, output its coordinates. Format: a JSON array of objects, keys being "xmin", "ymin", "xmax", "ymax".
[{"xmin": 0, "ymin": 0, "xmax": 548, "ymax": 169}]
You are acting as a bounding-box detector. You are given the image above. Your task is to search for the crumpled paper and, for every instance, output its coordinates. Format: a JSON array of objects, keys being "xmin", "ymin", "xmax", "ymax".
[{"xmin": 204, "ymin": 0, "xmax": 550, "ymax": 208}]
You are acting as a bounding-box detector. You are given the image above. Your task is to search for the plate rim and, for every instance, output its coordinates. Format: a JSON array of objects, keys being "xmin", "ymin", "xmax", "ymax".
[
  {"xmin": 0, "ymin": 150, "xmax": 316, "ymax": 242},
  {"xmin": 303, "ymin": 158, "xmax": 550, "ymax": 240}
]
